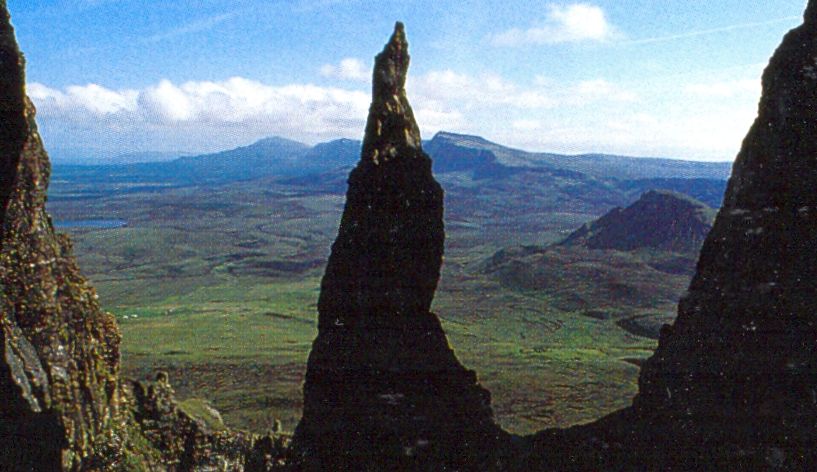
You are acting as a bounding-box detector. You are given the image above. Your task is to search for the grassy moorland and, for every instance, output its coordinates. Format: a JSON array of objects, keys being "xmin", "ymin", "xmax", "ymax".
[
  {"xmin": 47, "ymin": 171, "xmax": 675, "ymax": 436},
  {"xmin": 46, "ymin": 136, "xmax": 723, "ymax": 435}
]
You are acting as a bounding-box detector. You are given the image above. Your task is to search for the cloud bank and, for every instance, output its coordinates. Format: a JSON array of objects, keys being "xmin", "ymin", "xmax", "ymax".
[{"xmin": 29, "ymin": 66, "xmax": 757, "ymax": 161}]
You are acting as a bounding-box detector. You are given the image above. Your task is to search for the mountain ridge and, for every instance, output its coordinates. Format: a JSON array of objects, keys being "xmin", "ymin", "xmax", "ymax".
[{"xmin": 54, "ymin": 131, "xmax": 732, "ymax": 182}]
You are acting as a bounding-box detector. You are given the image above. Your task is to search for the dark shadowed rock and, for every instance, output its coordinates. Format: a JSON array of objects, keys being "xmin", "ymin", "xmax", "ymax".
[
  {"xmin": 561, "ymin": 190, "xmax": 714, "ymax": 253},
  {"xmin": 634, "ymin": 0, "xmax": 817, "ymax": 461},
  {"xmin": 522, "ymin": 2, "xmax": 817, "ymax": 469},
  {"xmin": 290, "ymin": 22, "xmax": 508, "ymax": 470}
]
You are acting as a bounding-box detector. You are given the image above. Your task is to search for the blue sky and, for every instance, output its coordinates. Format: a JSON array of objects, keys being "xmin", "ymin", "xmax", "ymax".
[{"xmin": 6, "ymin": 1, "xmax": 809, "ymax": 161}]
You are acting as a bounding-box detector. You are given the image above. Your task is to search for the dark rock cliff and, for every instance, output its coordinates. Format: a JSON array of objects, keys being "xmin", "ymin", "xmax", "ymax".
[
  {"xmin": 0, "ymin": 3, "xmax": 122, "ymax": 468},
  {"xmin": 290, "ymin": 23, "xmax": 508, "ymax": 471},
  {"xmin": 523, "ymin": 2, "xmax": 817, "ymax": 469},
  {"xmin": 0, "ymin": 4, "xmax": 287, "ymax": 470},
  {"xmin": 634, "ymin": 0, "xmax": 817, "ymax": 462}
]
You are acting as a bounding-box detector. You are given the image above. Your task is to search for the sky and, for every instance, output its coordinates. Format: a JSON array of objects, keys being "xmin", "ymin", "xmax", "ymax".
[{"xmin": 6, "ymin": 0, "xmax": 810, "ymax": 162}]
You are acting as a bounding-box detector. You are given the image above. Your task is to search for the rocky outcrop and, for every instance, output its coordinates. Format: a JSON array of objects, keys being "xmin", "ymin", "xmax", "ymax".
[
  {"xmin": 523, "ymin": 2, "xmax": 817, "ymax": 469},
  {"xmin": 290, "ymin": 22, "xmax": 508, "ymax": 470},
  {"xmin": 561, "ymin": 190, "xmax": 714, "ymax": 253},
  {"xmin": 0, "ymin": 4, "xmax": 287, "ymax": 470},
  {"xmin": 0, "ymin": 3, "xmax": 122, "ymax": 468},
  {"xmin": 126, "ymin": 373, "xmax": 289, "ymax": 471},
  {"xmin": 634, "ymin": 1, "xmax": 817, "ymax": 463}
]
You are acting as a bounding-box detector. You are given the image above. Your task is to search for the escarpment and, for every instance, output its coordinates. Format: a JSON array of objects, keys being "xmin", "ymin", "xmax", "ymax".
[{"xmin": 290, "ymin": 22, "xmax": 508, "ymax": 471}]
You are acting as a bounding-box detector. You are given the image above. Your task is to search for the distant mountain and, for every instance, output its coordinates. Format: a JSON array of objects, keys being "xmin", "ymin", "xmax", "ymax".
[
  {"xmin": 425, "ymin": 131, "xmax": 732, "ymax": 181},
  {"xmin": 48, "ymin": 132, "xmax": 730, "ymax": 231},
  {"xmin": 561, "ymin": 190, "xmax": 715, "ymax": 253},
  {"xmin": 169, "ymin": 136, "xmax": 311, "ymax": 182},
  {"xmin": 109, "ymin": 151, "xmax": 192, "ymax": 165},
  {"xmin": 50, "ymin": 148, "xmax": 191, "ymax": 165}
]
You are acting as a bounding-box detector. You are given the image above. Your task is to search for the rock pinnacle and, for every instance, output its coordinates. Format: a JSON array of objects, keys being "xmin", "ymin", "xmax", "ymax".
[{"xmin": 290, "ymin": 23, "xmax": 507, "ymax": 471}]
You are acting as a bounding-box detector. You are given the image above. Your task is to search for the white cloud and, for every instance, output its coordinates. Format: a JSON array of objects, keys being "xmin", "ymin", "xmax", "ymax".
[
  {"xmin": 622, "ymin": 16, "xmax": 800, "ymax": 46},
  {"xmin": 320, "ymin": 58, "xmax": 369, "ymax": 81},
  {"xmin": 572, "ymin": 79, "xmax": 638, "ymax": 103},
  {"xmin": 512, "ymin": 119, "xmax": 542, "ymax": 131},
  {"xmin": 29, "ymin": 69, "xmax": 754, "ymax": 161},
  {"xmin": 408, "ymin": 70, "xmax": 554, "ymax": 110},
  {"xmin": 30, "ymin": 77, "xmax": 370, "ymax": 150},
  {"xmin": 28, "ymin": 82, "xmax": 138, "ymax": 119},
  {"xmin": 28, "ymin": 72, "xmax": 641, "ymax": 153},
  {"xmin": 492, "ymin": 3, "xmax": 615, "ymax": 46},
  {"xmin": 144, "ymin": 12, "xmax": 239, "ymax": 44}
]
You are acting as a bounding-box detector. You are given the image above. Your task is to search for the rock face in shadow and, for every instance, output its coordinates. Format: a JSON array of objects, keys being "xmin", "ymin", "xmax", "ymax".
[
  {"xmin": 523, "ymin": 3, "xmax": 817, "ymax": 470},
  {"xmin": 635, "ymin": 1, "xmax": 817, "ymax": 462},
  {"xmin": 0, "ymin": 3, "xmax": 122, "ymax": 469},
  {"xmin": 290, "ymin": 22, "xmax": 507, "ymax": 471}
]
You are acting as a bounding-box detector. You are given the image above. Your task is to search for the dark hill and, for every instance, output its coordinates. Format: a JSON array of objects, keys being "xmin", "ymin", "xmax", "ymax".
[
  {"xmin": 561, "ymin": 190, "xmax": 715, "ymax": 253},
  {"xmin": 484, "ymin": 191, "xmax": 715, "ymax": 340}
]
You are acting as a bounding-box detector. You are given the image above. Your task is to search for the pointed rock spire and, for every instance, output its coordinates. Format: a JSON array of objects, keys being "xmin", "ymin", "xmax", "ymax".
[
  {"xmin": 290, "ymin": 23, "xmax": 507, "ymax": 470},
  {"xmin": 362, "ymin": 22, "xmax": 422, "ymax": 162}
]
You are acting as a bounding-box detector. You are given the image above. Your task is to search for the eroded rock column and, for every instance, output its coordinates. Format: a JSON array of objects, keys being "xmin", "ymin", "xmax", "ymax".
[{"xmin": 291, "ymin": 22, "xmax": 506, "ymax": 471}]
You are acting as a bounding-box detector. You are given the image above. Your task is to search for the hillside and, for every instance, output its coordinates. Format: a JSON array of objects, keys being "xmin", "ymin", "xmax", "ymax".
[
  {"xmin": 561, "ymin": 190, "xmax": 715, "ymax": 253},
  {"xmin": 43, "ymin": 132, "xmax": 730, "ymax": 437},
  {"xmin": 486, "ymin": 191, "xmax": 716, "ymax": 341}
]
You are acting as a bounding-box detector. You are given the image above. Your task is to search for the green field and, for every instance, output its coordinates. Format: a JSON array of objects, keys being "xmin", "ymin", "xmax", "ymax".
[{"xmin": 49, "ymin": 170, "xmax": 670, "ymax": 436}]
